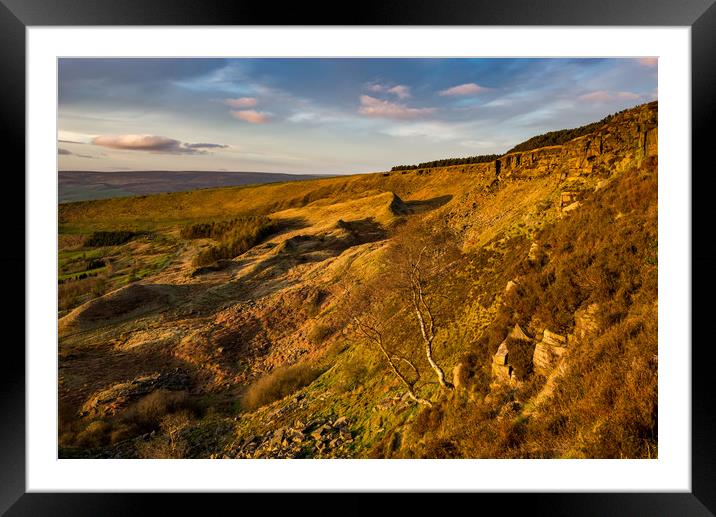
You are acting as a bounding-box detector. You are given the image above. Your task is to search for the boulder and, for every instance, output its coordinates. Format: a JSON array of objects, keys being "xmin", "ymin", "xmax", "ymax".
[
  {"xmin": 452, "ymin": 362, "xmax": 469, "ymax": 389},
  {"xmin": 491, "ymin": 341, "xmax": 513, "ymax": 382},
  {"xmin": 493, "ymin": 340, "xmax": 509, "ymax": 366},
  {"xmin": 528, "ymin": 242, "xmax": 540, "ymax": 262},
  {"xmin": 505, "ymin": 279, "xmax": 519, "ymax": 295},
  {"xmin": 574, "ymin": 304, "xmax": 600, "ymax": 341},
  {"xmin": 542, "ymin": 329, "xmax": 567, "ymax": 348},
  {"xmin": 533, "ymin": 329, "xmax": 568, "ymax": 376},
  {"xmin": 561, "ymin": 201, "xmax": 582, "ymax": 214},
  {"xmin": 491, "ymin": 325, "xmax": 532, "ymax": 384},
  {"xmin": 560, "ymin": 191, "xmax": 584, "ymax": 209},
  {"xmin": 509, "ymin": 323, "xmax": 532, "ymax": 342}
]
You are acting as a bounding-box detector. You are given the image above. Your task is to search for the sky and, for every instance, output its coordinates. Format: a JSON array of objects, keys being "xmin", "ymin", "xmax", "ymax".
[{"xmin": 58, "ymin": 58, "xmax": 657, "ymax": 174}]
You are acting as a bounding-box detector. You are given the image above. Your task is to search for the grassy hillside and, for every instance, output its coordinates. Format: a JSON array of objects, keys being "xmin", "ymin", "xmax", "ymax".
[{"xmin": 57, "ymin": 104, "xmax": 658, "ymax": 459}]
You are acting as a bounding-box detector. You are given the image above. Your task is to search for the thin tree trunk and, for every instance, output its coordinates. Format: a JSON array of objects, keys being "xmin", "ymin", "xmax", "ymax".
[
  {"xmin": 412, "ymin": 303, "xmax": 454, "ymax": 390},
  {"xmin": 411, "ymin": 269, "xmax": 454, "ymax": 391},
  {"xmin": 354, "ymin": 317, "xmax": 432, "ymax": 407}
]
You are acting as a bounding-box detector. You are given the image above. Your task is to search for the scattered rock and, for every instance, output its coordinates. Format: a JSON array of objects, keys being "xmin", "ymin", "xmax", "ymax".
[
  {"xmin": 79, "ymin": 369, "xmax": 191, "ymax": 418},
  {"xmin": 233, "ymin": 417, "xmax": 354, "ymax": 458}
]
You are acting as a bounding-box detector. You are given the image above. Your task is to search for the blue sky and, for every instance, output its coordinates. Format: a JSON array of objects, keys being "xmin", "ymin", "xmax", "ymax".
[{"xmin": 58, "ymin": 58, "xmax": 657, "ymax": 174}]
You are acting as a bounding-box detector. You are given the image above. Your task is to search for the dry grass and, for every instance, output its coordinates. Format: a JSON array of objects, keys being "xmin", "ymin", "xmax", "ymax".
[
  {"xmin": 122, "ymin": 390, "xmax": 191, "ymax": 426},
  {"xmin": 394, "ymin": 162, "xmax": 657, "ymax": 459},
  {"xmin": 242, "ymin": 362, "xmax": 325, "ymax": 411}
]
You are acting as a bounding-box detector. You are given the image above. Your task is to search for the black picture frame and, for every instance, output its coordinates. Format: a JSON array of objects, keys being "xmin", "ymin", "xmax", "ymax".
[{"xmin": 2, "ymin": 0, "xmax": 713, "ymax": 514}]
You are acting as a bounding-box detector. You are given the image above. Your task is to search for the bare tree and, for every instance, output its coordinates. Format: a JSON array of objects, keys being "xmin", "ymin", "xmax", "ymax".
[
  {"xmin": 351, "ymin": 312, "xmax": 433, "ymax": 407},
  {"xmin": 388, "ymin": 220, "xmax": 461, "ymax": 391},
  {"xmin": 406, "ymin": 245, "xmax": 454, "ymax": 390},
  {"xmin": 338, "ymin": 218, "xmax": 461, "ymax": 405}
]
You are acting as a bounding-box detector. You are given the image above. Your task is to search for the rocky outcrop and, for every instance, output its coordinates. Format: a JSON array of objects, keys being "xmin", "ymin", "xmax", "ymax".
[
  {"xmin": 532, "ymin": 329, "xmax": 568, "ymax": 377},
  {"xmin": 492, "ymin": 340, "xmax": 512, "ymax": 382},
  {"xmin": 568, "ymin": 303, "xmax": 601, "ymax": 344},
  {"xmin": 434, "ymin": 102, "xmax": 657, "ymax": 185},
  {"xmin": 495, "ymin": 102, "xmax": 657, "ymax": 181},
  {"xmin": 560, "ymin": 190, "xmax": 586, "ymax": 212},
  {"xmin": 492, "ymin": 324, "xmax": 532, "ymax": 383}
]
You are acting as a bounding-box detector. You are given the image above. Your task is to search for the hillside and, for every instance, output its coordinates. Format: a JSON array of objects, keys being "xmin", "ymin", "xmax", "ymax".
[{"xmin": 57, "ymin": 101, "xmax": 658, "ymax": 459}]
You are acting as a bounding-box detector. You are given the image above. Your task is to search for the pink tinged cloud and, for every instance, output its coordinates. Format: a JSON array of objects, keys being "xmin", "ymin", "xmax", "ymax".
[
  {"xmin": 578, "ymin": 90, "xmax": 640, "ymax": 103},
  {"xmin": 91, "ymin": 135, "xmax": 227, "ymax": 154},
  {"xmin": 387, "ymin": 85, "xmax": 411, "ymax": 99},
  {"xmin": 224, "ymin": 97, "xmax": 258, "ymax": 108},
  {"xmin": 615, "ymin": 91, "xmax": 641, "ymax": 100},
  {"xmin": 637, "ymin": 57, "xmax": 658, "ymax": 67},
  {"xmin": 231, "ymin": 110, "xmax": 270, "ymax": 123},
  {"xmin": 439, "ymin": 82, "xmax": 489, "ymax": 97},
  {"xmin": 367, "ymin": 83, "xmax": 411, "ymax": 99},
  {"xmin": 358, "ymin": 95, "xmax": 434, "ymax": 119},
  {"xmin": 92, "ymin": 135, "xmax": 181, "ymax": 151}
]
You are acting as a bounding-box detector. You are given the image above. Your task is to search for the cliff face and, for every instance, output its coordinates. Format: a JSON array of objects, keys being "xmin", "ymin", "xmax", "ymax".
[
  {"xmin": 430, "ymin": 101, "xmax": 658, "ymax": 181},
  {"xmin": 497, "ymin": 101, "xmax": 657, "ymax": 179}
]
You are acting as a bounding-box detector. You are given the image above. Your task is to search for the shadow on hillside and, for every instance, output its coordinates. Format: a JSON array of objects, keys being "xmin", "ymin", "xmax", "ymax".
[
  {"xmin": 272, "ymin": 216, "xmax": 310, "ymax": 235},
  {"xmin": 236, "ymin": 217, "xmax": 388, "ymax": 295},
  {"xmin": 405, "ymin": 194, "xmax": 453, "ymax": 214},
  {"xmin": 61, "ymin": 282, "xmax": 200, "ymax": 332}
]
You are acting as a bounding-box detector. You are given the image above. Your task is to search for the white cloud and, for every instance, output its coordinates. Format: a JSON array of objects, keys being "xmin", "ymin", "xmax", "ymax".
[
  {"xmin": 380, "ymin": 121, "xmax": 466, "ymax": 142},
  {"xmin": 58, "ymin": 130, "xmax": 96, "ymax": 144},
  {"xmin": 366, "ymin": 83, "xmax": 411, "ymax": 99},
  {"xmin": 358, "ymin": 95, "xmax": 434, "ymax": 119},
  {"xmin": 387, "ymin": 85, "xmax": 411, "ymax": 99}
]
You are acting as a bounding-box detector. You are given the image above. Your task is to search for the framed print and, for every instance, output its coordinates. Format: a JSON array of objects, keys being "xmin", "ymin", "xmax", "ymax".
[{"xmin": 2, "ymin": 0, "xmax": 714, "ymax": 514}]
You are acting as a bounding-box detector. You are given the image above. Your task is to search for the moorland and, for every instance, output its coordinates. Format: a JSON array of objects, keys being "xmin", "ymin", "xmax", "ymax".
[{"xmin": 58, "ymin": 101, "xmax": 658, "ymax": 459}]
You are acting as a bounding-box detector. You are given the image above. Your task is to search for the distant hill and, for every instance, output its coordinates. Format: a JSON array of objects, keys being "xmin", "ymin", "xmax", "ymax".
[{"xmin": 58, "ymin": 170, "xmax": 331, "ymax": 203}]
